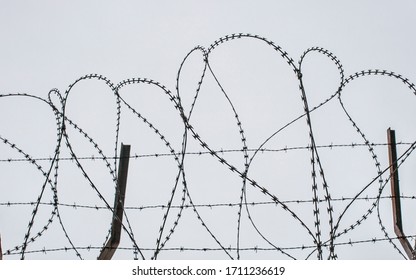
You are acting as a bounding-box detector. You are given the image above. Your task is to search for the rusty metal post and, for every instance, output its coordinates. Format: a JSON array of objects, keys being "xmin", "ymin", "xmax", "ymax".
[
  {"xmin": 387, "ymin": 128, "xmax": 415, "ymax": 259},
  {"xmin": 0, "ymin": 234, "xmax": 3, "ymax": 260},
  {"xmin": 98, "ymin": 144, "xmax": 130, "ymax": 260}
]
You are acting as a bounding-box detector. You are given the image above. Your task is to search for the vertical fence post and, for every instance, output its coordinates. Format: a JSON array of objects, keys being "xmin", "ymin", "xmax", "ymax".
[
  {"xmin": 387, "ymin": 128, "xmax": 415, "ymax": 259},
  {"xmin": 98, "ymin": 143, "xmax": 131, "ymax": 260},
  {"xmin": 0, "ymin": 234, "xmax": 3, "ymax": 260}
]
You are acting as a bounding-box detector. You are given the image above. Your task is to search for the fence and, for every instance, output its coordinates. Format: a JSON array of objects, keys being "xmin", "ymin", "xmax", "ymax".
[{"xmin": 1, "ymin": 34, "xmax": 415, "ymax": 260}]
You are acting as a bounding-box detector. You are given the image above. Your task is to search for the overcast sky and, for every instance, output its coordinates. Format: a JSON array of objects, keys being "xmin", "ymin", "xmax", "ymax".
[{"xmin": 1, "ymin": 1, "xmax": 415, "ymax": 260}]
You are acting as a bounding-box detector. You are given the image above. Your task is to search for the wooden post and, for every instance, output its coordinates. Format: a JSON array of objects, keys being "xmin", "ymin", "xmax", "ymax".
[
  {"xmin": 98, "ymin": 144, "xmax": 131, "ymax": 260},
  {"xmin": 387, "ymin": 128, "xmax": 415, "ymax": 259}
]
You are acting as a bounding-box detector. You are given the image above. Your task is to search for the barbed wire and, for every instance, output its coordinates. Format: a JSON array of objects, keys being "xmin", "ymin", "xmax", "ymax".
[
  {"xmin": 4, "ymin": 233, "xmax": 416, "ymax": 257},
  {"xmin": 1, "ymin": 33, "xmax": 415, "ymax": 260},
  {"xmin": 1, "ymin": 142, "xmax": 413, "ymax": 163},
  {"xmin": 2, "ymin": 194, "xmax": 416, "ymax": 210}
]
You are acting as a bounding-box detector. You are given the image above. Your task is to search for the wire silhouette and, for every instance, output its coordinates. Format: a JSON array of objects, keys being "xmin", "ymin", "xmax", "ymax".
[{"xmin": 0, "ymin": 33, "xmax": 415, "ymax": 260}]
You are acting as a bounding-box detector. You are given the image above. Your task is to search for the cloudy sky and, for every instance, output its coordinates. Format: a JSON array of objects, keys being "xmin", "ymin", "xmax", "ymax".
[{"xmin": 1, "ymin": 0, "xmax": 415, "ymax": 260}]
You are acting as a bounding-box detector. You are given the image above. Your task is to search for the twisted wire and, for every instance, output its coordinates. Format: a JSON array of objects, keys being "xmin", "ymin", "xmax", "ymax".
[{"xmin": 1, "ymin": 33, "xmax": 415, "ymax": 260}]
